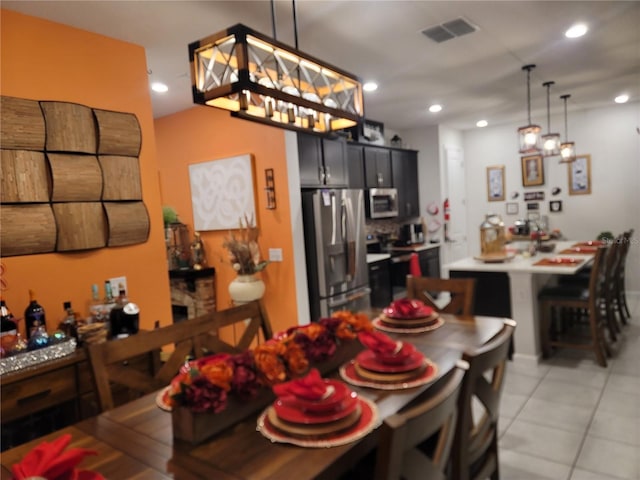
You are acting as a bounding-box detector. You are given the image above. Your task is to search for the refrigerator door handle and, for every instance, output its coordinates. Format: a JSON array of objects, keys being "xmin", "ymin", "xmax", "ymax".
[
  {"xmin": 342, "ymin": 200, "xmax": 356, "ymax": 280},
  {"xmin": 328, "ymin": 288, "xmax": 372, "ymax": 308}
]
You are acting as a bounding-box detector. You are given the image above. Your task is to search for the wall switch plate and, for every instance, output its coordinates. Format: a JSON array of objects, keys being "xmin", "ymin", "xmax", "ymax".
[
  {"xmin": 109, "ymin": 276, "xmax": 127, "ymax": 295},
  {"xmin": 268, "ymin": 248, "xmax": 283, "ymax": 262}
]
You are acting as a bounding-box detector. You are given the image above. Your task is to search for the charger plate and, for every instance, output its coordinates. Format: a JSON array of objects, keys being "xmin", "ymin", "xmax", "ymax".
[
  {"xmin": 257, "ymin": 397, "xmax": 379, "ymax": 448},
  {"xmin": 339, "ymin": 359, "xmax": 438, "ymax": 390},
  {"xmin": 155, "ymin": 386, "xmax": 172, "ymax": 412},
  {"xmin": 378, "ymin": 312, "xmax": 440, "ymax": 327},
  {"xmin": 373, "ymin": 316, "xmax": 444, "ymax": 334}
]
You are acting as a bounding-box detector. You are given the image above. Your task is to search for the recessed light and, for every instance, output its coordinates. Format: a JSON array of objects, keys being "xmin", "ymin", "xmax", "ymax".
[
  {"xmin": 429, "ymin": 104, "xmax": 442, "ymax": 113},
  {"xmin": 614, "ymin": 94, "xmax": 629, "ymax": 104},
  {"xmin": 151, "ymin": 82, "xmax": 169, "ymax": 93},
  {"xmin": 363, "ymin": 82, "xmax": 378, "ymax": 92},
  {"xmin": 476, "ymin": 120, "xmax": 488, "ymax": 128},
  {"xmin": 565, "ymin": 23, "xmax": 588, "ymax": 38}
]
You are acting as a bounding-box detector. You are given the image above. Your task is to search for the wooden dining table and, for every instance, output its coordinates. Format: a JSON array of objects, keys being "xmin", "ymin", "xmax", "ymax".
[{"xmin": 1, "ymin": 313, "xmax": 508, "ymax": 480}]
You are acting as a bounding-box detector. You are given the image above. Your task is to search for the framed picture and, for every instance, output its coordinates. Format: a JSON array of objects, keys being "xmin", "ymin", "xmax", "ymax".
[
  {"xmin": 521, "ymin": 154, "xmax": 544, "ymax": 187},
  {"xmin": 550, "ymin": 200, "xmax": 563, "ymax": 213},
  {"xmin": 189, "ymin": 154, "xmax": 256, "ymax": 231},
  {"xmin": 506, "ymin": 202, "xmax": 519, "ymax": 215},
  {"xmin": 569, "ymin": 154, "xmax": 592, "ymax": 195},
  {"xmin": 486, "ymin": 165, "xmax": 505, "ymax": 202},
  {"xmin": 527, "ymin": 202, "xmax": 540, "ymax": 211}
]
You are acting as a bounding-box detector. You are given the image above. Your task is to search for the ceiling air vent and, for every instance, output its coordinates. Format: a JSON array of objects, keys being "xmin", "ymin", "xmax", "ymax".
[{"xmin": 421, "ymin": 17, "xmax": 477, "ymax": 43}]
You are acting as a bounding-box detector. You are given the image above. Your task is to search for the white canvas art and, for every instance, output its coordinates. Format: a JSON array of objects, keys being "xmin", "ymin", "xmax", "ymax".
[{"xmin": 189, "ymin": 154, "xmax": 256, "ymax": 231}]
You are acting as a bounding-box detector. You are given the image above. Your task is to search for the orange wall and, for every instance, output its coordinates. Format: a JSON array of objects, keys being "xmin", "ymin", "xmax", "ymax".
[
  {"xmin": 0, "ymin": 10, "xmax": 172, "ymax": 332},
  {"xmin": 154, "ymin": 107, "xmax": 298, "ymax": 334}
]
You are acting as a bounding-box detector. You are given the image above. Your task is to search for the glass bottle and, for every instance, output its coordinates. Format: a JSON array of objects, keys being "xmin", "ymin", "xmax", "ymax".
[
  {"xmin": 88, "ymin": 283, "xmax": 102, "ymax": 323},
  {"xmin": 1, "ymin": 299, "xmax": 18, "ymax": 354},
  {"xmin": 59, "ymin": 301, "xmax": 78, "ymax": 341},
  {"xmin": 24, "ymin": 289, "xmax": 46, "ymax": 340}
]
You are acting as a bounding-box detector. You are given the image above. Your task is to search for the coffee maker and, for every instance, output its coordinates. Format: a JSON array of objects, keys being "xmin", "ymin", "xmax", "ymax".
[{"xmin": 398, "ymin": 223, "xmax": 425, "ymax": 246}]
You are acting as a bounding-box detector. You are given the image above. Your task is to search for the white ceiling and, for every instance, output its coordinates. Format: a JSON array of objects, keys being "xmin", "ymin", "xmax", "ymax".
[{"xmin": 3, "ymin": 0, "xmax": 639, "ymax": 132}]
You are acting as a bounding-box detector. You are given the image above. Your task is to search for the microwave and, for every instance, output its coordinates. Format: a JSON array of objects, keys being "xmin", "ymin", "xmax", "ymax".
[{"xmin": 366, "ymin": 188, "xmax": 399, "ymax": 219}]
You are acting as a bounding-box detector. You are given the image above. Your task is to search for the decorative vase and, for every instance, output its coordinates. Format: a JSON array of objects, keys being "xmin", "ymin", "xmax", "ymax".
[{"xmin": 228, "ymin": 274, "xmax": 265, "ymax": 304}]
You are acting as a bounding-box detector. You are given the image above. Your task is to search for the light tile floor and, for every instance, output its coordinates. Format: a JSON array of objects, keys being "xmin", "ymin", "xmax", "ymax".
[{"xmin": 498, "ymin": 295, "xmax": 640, "ymax": 480}]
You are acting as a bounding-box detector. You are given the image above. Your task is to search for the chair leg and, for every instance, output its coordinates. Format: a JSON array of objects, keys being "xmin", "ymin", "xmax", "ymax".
[
  {"xmin": 589, "ymin": 310, "xmax": 607, "ymax": 368},
  {"xmin": 618, "ymin": 285, "xmax": 631, "ymax": 323},
  {"xmin": 540, "ymin": 301, "xmax": 552, "ymax": 358}
]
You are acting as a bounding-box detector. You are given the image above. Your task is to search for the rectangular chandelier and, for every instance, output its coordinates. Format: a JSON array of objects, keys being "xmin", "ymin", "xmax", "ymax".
[{"xmin": 189, "ymin": 24, "xmax": 364, "ymax": 134}]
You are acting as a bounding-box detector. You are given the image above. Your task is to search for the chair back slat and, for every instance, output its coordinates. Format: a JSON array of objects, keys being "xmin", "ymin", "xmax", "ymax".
[
  {"xmin": 374, "ymin": 364, "xmax": 467, "ymax": 480},
  {"xmin": 452, "ymin": 319, "xmax": 515, "ymax": 480},
  {"xmin": 406, "ymin": 275, "xmax": 477, "ymax": 315}
]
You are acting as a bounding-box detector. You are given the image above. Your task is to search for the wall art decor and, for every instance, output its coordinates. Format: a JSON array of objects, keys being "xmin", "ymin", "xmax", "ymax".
[
  {"xmin": 189, "ymin": 154, "xmax": 256, "ymax": 231},
  {"xmin": 0, "ymin": 95, "xmax": 147, "ymax": 257},
  {"xmin": 524, "ymin": 191, "xmax": 544, "ymax": 201},
  {"xmin": 506, "ymin": 202, "xmax": 519, "ymax": 215},
  {"xmin": 521, "ymin": 154, "xmax": 544, "ymax": 187},
  {"xmin": 486, "ymin": 165, "xmax": 505, "ymax": 202},
  {"xmin": 568, "ymin": 154, "xmax": 591, "ymax": 195},
  {"xmin": 550, "ymin": 200, "xmax": 563, "ymax": 213},
  {"xmin": 527, "ymin": 202, "xmax": 540, "ymax": 211}
]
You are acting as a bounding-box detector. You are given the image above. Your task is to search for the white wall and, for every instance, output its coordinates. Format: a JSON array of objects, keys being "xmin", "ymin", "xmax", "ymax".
[{"xmin": 463, "ymin": 102, "xmax": 640, "ymax": 292}]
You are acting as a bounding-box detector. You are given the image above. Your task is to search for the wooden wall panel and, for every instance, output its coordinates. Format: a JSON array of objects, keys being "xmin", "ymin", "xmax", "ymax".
[
  {"xmin": 41, "ymin": 101, "xmax": 97, "ymax": 153},
  {"xmin": 99, "ymin": 155, "xmax": 142, "ymax": 200},
  {"xmin": 104, "ymin": 202, "xmax": 150, "ymax": 246},
  {"xmin": 1, "ymin": 150, "xmax": 51, "ymax": 203},
  {"xmin": 0, "ymin": 96, "xmax": 45, "ymax": 150},
  {"xmin": 53, "ymin": 202, "xmax": 107, "ymax": 251},
  {"xmin": 0, "ymin": 205, "xmax": 56, "ymax": 256},
  {"xmin": 48, "ymin": 153, "xmax": 103, "ymax": 202},
  {"xmin": 94, "ymin": 109, "xmax": 141, "ymax": 157}
]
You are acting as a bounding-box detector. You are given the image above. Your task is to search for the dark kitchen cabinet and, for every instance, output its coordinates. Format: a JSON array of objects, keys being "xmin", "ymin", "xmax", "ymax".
[
  {"xmin": 298, "ymin": 133, "xmax": 347, "ymax": 187},
  {"xmin": 418, "ymin": 246, "xmax": 440, "ymax": 278},
  {"xmin": 368, "ymin": 259, "xmax": 392, "ymax": 308},
  {"xmin": 364, "ymin": 146, "xmax": 392, "ymax": 188},
  {"xmin": 391, "ymin": 149, "xmax": 419, "ymax": 218},
  {"xmin": 346, "ymin": 144, "xmax": 365, "ymax": 189}
]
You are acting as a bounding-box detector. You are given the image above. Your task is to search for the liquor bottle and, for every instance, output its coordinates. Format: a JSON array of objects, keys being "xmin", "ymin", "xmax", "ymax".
[
  {"xmin": 59, "ymin": 301, "xmax": 78, "ymax": 341},
  {"xmin": 88, "ymin": 284, "xmax": 102, "ymax": 323},
  {"xmin": 1, "ymin": 300, "xmax": 18, "ymax": 353},
  {"xmin": 24, "ymin": 290, "xmax": 47, "ymax": 340}
]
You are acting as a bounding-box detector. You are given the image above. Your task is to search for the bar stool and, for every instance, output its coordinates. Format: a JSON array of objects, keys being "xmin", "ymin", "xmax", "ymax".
[{"xmin": 538, "ymin": 246, "xmax": 610, "ymax": 367}]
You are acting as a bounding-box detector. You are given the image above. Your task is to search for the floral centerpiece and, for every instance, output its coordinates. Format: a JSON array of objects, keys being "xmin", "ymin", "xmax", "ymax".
[
  {"xmin": 222, "ymin": 214, "xmax": 269, "ymax": 275},
  {"xmin": 167, "ymin": 310, "xmax": 372, "ymax": 442}
]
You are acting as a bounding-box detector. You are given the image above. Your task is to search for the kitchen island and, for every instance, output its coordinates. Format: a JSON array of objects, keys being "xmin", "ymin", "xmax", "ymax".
[{"xmin": 443, "ymin": 241, "xmax": 595, "ymax": 366}]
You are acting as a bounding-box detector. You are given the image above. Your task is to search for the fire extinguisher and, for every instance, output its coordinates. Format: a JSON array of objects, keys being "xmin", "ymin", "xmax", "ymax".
[{"xmin": 444, "ymin": 198, "xmax": 450, "ymax": 222}]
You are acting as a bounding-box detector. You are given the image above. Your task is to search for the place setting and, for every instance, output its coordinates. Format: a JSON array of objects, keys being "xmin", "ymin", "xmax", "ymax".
[
  {"xmin": 339, "ymin": 330, "xmax": 438, "ymax": 390},
  {"xmin": 372, "ymin": 298, "xmax": 444, "ymax": 334},
  {"xmin": 256, "ymin": 368, "xmax": 379, "ymax": 448},
  {"xmin": 533, "ymin": 256, "xmax": 584, "ymax": 267}
]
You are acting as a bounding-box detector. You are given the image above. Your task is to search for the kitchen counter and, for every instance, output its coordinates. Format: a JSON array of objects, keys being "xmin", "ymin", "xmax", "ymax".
[
  {"xmin": 391, "ymin": 242, "xmax": 441, "ymax": 253},
  {"xmin": 367, "ymin": 253, "xmax": 391, "ymax": 264},
  {"xmin": 443, "ymin": 240, "xmax": 596, "ymax": 366}
]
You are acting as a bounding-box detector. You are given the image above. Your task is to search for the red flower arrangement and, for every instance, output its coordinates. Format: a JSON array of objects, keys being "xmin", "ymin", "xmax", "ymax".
[{"xmin": 166, "ymin": 310, "xmax": 372, "ymax": 413}]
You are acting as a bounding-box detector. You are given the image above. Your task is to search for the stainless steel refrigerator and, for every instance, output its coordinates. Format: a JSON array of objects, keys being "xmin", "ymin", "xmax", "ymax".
[{"xmin": 302, "ymin": 189, "xmax": 371, "ymax": 321}]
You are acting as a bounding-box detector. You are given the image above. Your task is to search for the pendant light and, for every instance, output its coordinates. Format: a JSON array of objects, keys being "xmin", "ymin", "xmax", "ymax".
[
  {"xmin": 188, "ymin": 1, "xmax": 364, "ymax": 134},
  {"xmin": 541, "ymin": 81, "xmax": 561, "ymax": 156},
  {"xmin": 517, "ymin": 64, "xmax": 542, "ymax": 153},
  {"xmin": 559, "ymin": 94, "xmax": 576, "ymax": 163}
]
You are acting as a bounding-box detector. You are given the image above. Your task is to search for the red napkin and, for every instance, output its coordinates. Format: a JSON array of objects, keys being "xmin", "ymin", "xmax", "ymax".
[
  {"xmin": 409, "ymin": 252, "xmax": 422, "ymax": 276},
  {"xmin": 391, "ymin": 298, "xmax": 424, "ymax": 317},
  {"xmin": 11, "ymin": 433, "xmax": 104, "ymax": 480},
  {"xmin": 273, "ymin": 368, "xmax": 327, "ymax": 401},
  {"xmin": 358, "ymin": 330, "xmax": 400, "ymax": 356}
]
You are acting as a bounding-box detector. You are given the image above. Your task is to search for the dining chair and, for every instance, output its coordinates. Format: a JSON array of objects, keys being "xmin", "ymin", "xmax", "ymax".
[
  {"xmin": 373, "ymin": 362, "xmax": 468, "ymax": 480},
  {"xmin": 406, "ymin": 275, "xmax": 477, "ymax": 316},
  {"xmin": 88, "ymin": 300, "xmax": 272, "ymax": 412},
  {"xmin": 450, "ymin": 318, "xmax": 516, "ymax": 480},
  {"xmin": 615, "ymin": 229, "xmax": 634, "ymax": 323},
  {"xmin": 205, "ymin": 300, "xmax": 273, "ymax": 354},
  {"xmin": 538, "ymin": 246, "xmax": 610, "ymax": 367},
  {"xmin": 88, "ymin": 313, "xmax": 219, "ymax": 412}
]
